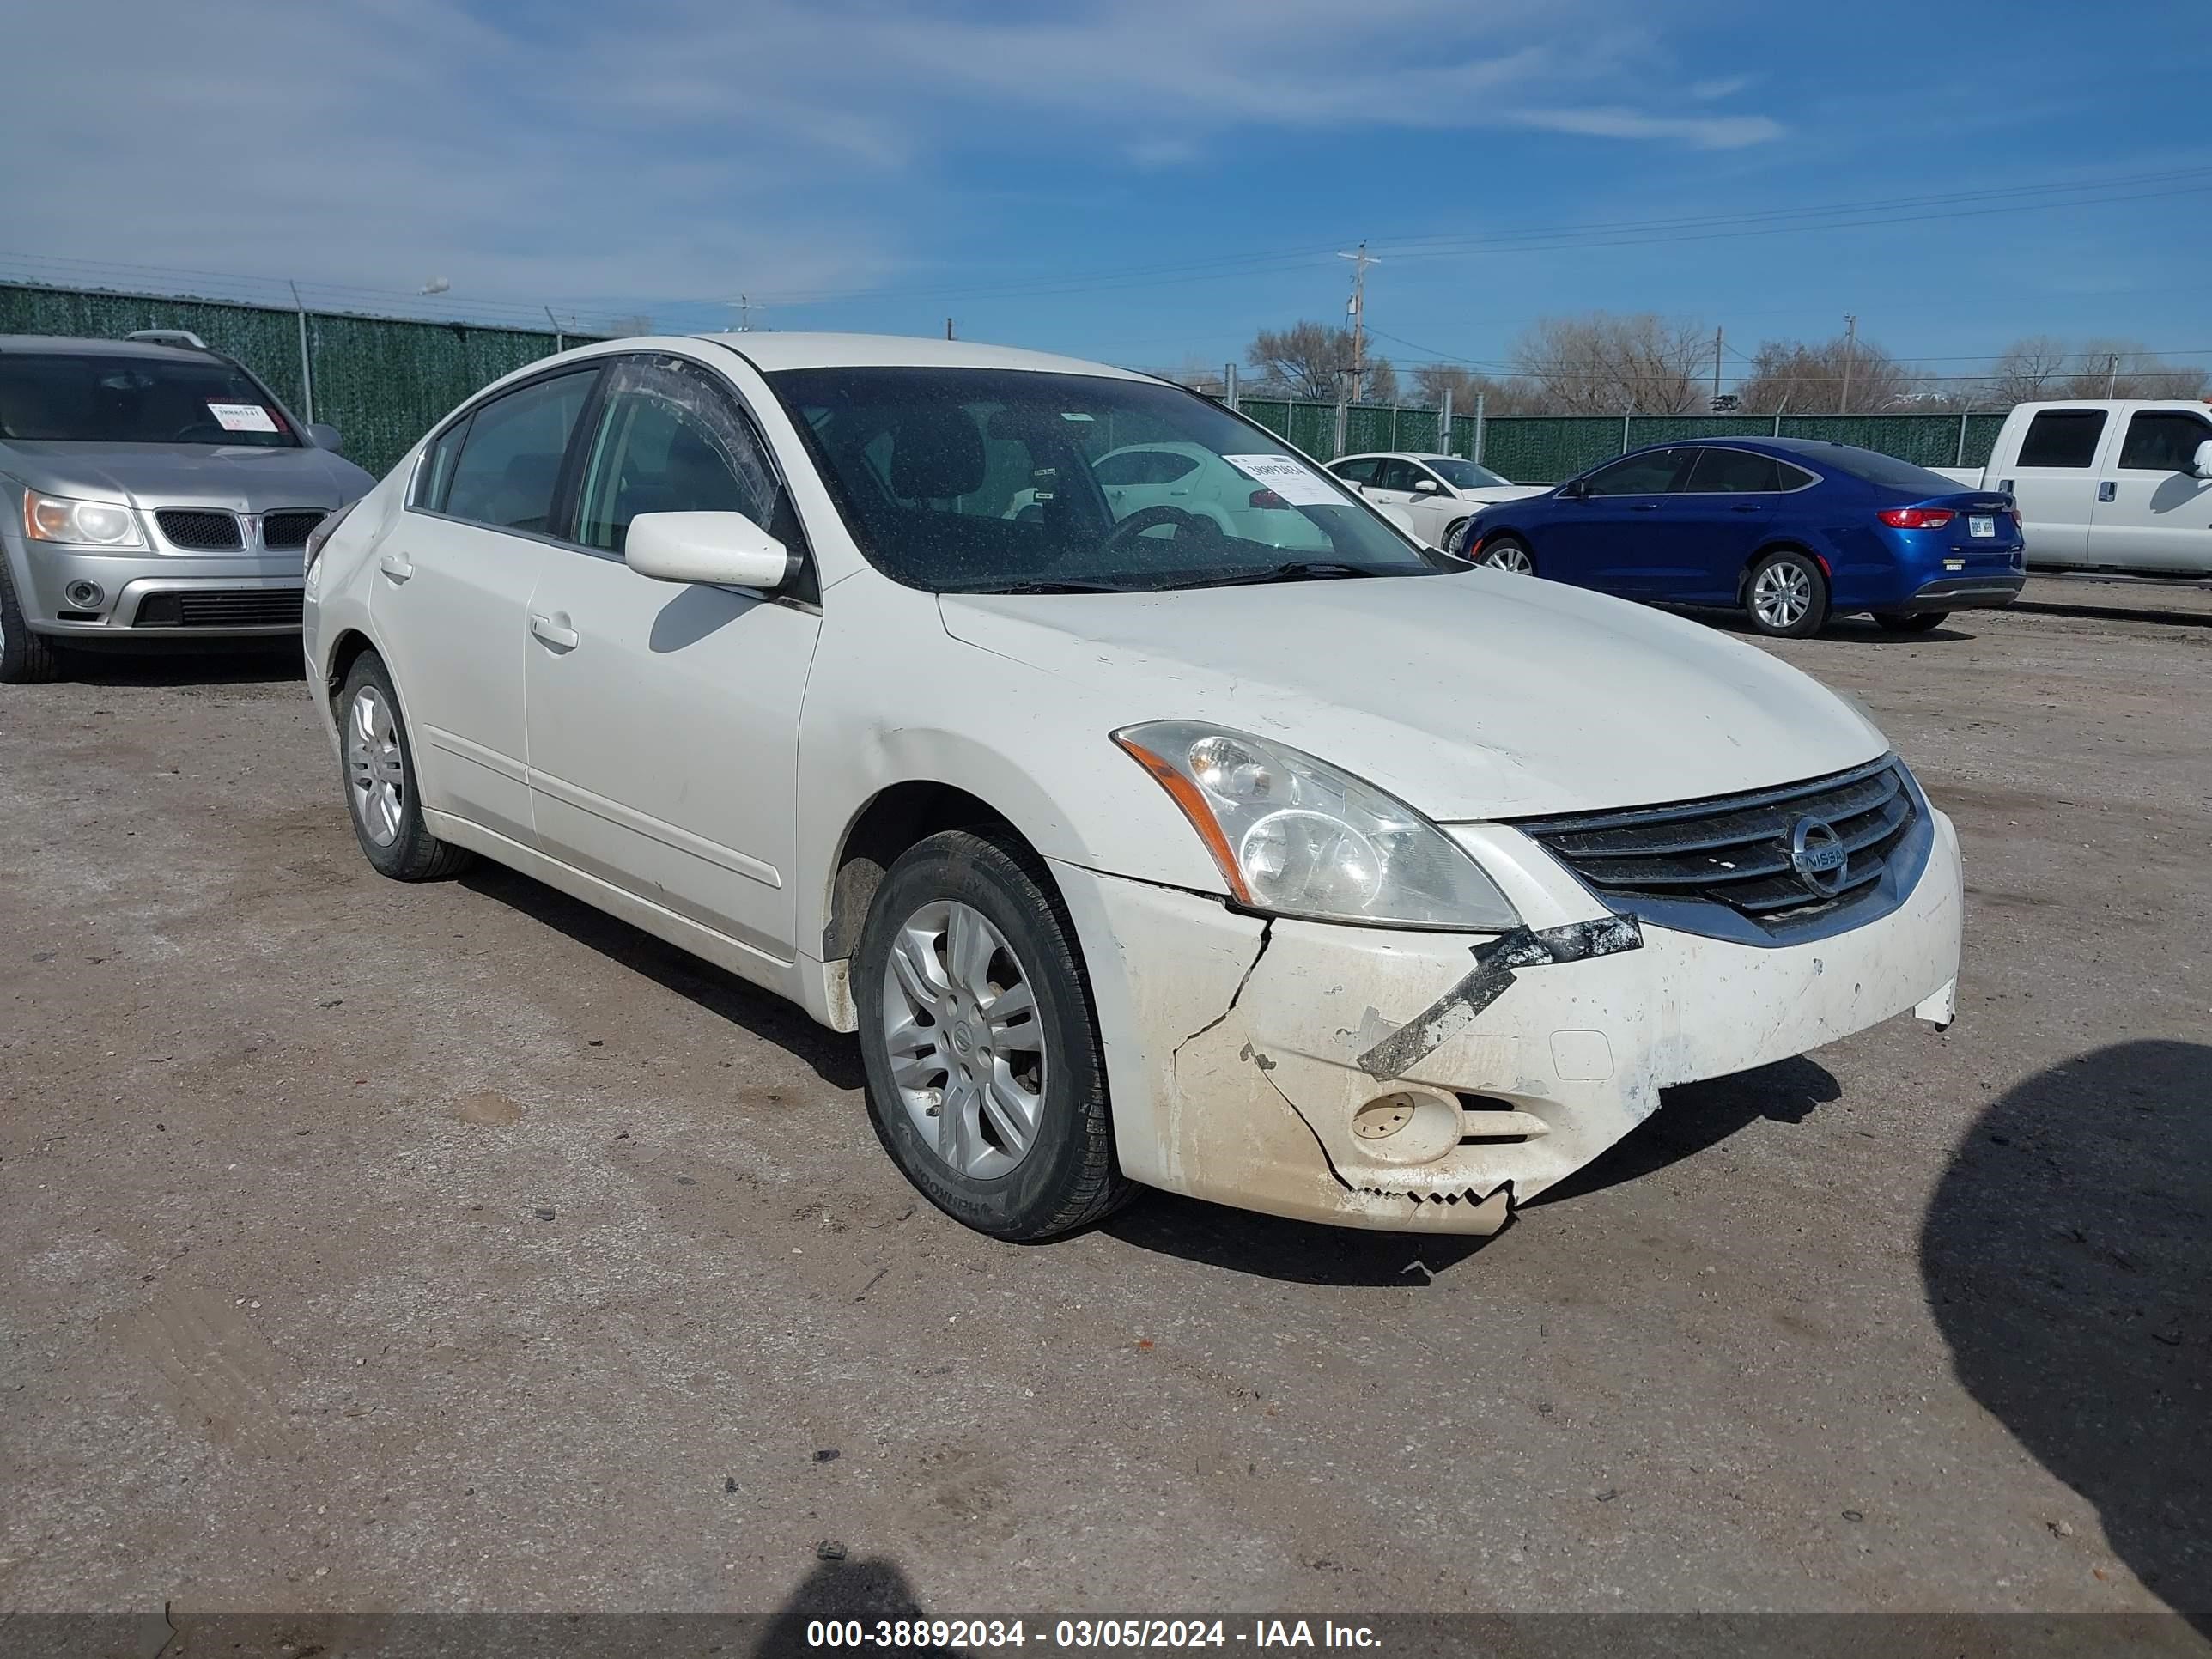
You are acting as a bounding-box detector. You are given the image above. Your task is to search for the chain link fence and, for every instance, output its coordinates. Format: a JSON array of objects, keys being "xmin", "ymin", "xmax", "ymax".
[{"xmin": 1, "ymin": 282, "xmax": 586, "ymax": 479}]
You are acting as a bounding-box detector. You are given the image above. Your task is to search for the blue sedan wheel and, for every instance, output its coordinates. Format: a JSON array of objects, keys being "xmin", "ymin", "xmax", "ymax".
[
  {"xmin": 1745, "ymin": 549, "xmax": 1831, "ymax": 639},
  {"xmin": 1478, "ymin": 536, "xmax": 1534, "ymax": 574}
]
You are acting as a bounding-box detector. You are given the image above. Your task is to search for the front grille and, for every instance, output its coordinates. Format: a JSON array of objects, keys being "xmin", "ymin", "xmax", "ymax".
[
  {"xmin": 1516, "ymin": 757, "xmax": 1919, "ymax": 934},
  {"xmin": 135, "ymin": 589, "xmax": 304, "ymax": 629},
  {"xmin": 262, "ymin": 510, "xmax": 325, "ymax": 550},
  {"xmin": 155, "ymin": 509, "xmax": 242, "ymax": 550}
]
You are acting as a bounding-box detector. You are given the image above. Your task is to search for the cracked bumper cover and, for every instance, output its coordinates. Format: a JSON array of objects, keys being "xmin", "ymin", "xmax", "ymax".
[{"xmin": 1049, "ymin": 806, "xmax": 1963, "ymax": 1235}]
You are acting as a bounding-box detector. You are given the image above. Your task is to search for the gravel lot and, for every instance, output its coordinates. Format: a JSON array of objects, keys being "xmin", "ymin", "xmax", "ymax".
[{"xmin": 2, "ymin": 579, "xmax": 2205, "ymax": 1632}]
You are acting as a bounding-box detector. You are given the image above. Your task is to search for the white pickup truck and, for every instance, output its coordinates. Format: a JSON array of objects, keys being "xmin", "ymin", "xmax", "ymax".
[{"xmin": 1936, "ymin": 399, "xmax": 2212, "ymax": 576}]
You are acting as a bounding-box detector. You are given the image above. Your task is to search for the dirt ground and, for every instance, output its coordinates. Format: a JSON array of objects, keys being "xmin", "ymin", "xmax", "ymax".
[{"xmin": 1, "ymin": 577, "xmax": 2205, "ymax": 1629}]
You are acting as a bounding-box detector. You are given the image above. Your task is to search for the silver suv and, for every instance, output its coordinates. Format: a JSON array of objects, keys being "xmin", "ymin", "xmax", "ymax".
[{"xmin": 0, "ymin": 331, "xmax": 375, "ymax": 683}]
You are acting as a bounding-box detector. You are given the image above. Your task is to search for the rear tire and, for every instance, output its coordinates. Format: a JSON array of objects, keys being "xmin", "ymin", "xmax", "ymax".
[
  {"xmin": 855, "ymin": 828, "xmax": 1131, "ymax": 1242},
  {"xmin": 337, "ymin": 651, "xmax": 475, "ymax": 881},
  {"xmin": 1744, "ymin": 549, "xmax": 1830, "ymax": 638},
  {"xmin": 0, "ymin": 560, "xmax": 64, "ymax": 684},
  {"xmin": 1873, "ymin": 611, "xmax": 1947, "ymax": 633}
]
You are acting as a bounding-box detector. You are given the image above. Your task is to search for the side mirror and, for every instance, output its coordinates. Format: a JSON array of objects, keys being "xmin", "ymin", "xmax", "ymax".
[
  {"xmin": 626, "ymin": 511, "xmax": 795, "ymax": 591},
  {"xmin": 2194, "ymin": 438, "xmax": 2212, "ymax": 480},
  {"xmin": 307, "ymin": 422, "xmax": 344, "ymax": 453},
  {"xmin": 1559, "ymin": 478, "xmax": 1588, "ymax": 500},
  {"xmin": 1413, "ymin": 477, "xmax": 1439, "ymax": 493}
]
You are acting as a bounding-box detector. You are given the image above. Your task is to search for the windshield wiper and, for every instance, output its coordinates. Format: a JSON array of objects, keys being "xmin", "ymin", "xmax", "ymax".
[
  {"xmin": 1150, "ymin": 561, "xmax": 1402, "ymax": 591},
  {"xmin": 953, "ymin": 579, "xmax": 1137, "ymax": 595}
]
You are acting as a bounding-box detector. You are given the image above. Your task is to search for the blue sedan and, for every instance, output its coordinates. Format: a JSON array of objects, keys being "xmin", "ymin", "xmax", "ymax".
[{"xmin": 1450, "ymin": 437, "xmax": 2026, "ymax": 637}]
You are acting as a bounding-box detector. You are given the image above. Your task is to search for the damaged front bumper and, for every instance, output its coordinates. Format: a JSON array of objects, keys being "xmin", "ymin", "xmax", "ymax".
[{"xmin": 1052, "ymin": 807, "xmax": 1963, "ymax": 1235}]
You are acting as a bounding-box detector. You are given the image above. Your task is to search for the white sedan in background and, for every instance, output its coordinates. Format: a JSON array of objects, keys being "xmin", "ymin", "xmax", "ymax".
[
  {"xmin": 1328, "ymin": 451, "xmax": 1547, "ymax": 550},
  {"xmin": 303, "ymin": 331, "xmax": 1962, "ymax": 1243}
]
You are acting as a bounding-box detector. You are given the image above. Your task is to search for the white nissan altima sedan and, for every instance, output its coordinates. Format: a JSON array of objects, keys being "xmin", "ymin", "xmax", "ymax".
[{"xmin": 303, "ymin": 332, "xmax": 1963, "ymax": 1241}]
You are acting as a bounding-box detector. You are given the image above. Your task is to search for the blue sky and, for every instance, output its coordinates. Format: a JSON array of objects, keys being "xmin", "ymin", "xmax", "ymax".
[{"xmin": 4, "ymin": 0, "xmax": 2207, "ymax": 392}]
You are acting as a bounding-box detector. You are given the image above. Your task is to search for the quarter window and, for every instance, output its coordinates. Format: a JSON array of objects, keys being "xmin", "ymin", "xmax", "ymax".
[
  {"xmin": 2017, "ymin": 409, "xmax": 2108, "ymax": 469},
  {"xmin": 1095, "ymin": 448, "xmax": 1200, "ymax": 487},
  {"xmin": 415, "ymin": 418, "xmax": 470, "ymax": 512},
  {"xmin": 2117, "ymin": 410, "xmax": 2212, "ymax": 472},
  {"xmin": 575, "ymin": 358, "xmax": 791, "ymax": 554},
  {"xmin": 1681, "ymin": 447, "xmax": 1784, "ymax": 494},
  {"xmin": 1583, "ymin": 448, "xmax": 1692, "ymax": 496},
  {"xmin": 441, "ymin": 371, "xmax": 597, "ymax": 534}
]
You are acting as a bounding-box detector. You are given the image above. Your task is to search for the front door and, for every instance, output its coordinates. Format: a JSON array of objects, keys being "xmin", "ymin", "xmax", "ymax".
[
  {"xmin": 1665, "ymin": 446, "xmax": 1796, "ymax": 603},
  {"xmin": 1540, "ymin": 447, "xmax": 1696, "ymax": 592},
  {"xmin": 372, "ymin": 366, "xmax": 599, "ymax": 847},
  {"xmin": 2001, "ymin": 407, "xmax": 2108, "ymax": 563},
  {"xmin": 2093, "ymin": 408, "xmax": 2212, "ymax": 574},
  {"xmin": 521, "ymin": 354, "xmax": 820, "ymax": 963}
]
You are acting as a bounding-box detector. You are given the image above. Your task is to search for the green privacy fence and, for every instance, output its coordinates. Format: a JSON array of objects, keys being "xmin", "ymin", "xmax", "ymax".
[
  {"xmin": 1234, "ymin": 397, "xmax": 2008, "ymax": 482},
  {"xmin": 0, "ymin": 282, "xmax": 587, "ymax": 479}
]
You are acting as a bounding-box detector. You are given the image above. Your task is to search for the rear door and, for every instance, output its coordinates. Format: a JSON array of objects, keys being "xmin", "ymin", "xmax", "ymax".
[
  {"xmin": 372, "ymin": 366, "xmax": 599, "ymax": 847},
  {"xmin": 521, "ymin": 352, "xmax": 820, "ymax": 963},
  {"xmin": 2091, "ymin": 408, "xmax": 2212, "ymax": 574},
  {"xmin": 1665, "ymin": 446, "xmax": 1793, "ymax": 602},
  {"xmin": 1540, "ymin": 447, "xmax": 1696, "ymax": 592},
  {"xmin": 1996, "ymin": 408, "xmax": 2107, "ymax": 563}
]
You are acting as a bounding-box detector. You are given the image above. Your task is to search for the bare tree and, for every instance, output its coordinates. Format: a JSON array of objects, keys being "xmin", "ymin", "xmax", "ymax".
[
  {"xmin": 1736, "ymin": 333, "xmax": 1917, "ymax": 414},
  {"xmin": 1985, "ymin": 337, "xmax": 2075, "ymax": 405},
  {"xmin": 1360, "ymin": 356, "xmax": 1400, "ymax": 406},
  {"xmin": 1243, "ymin": 321, "xmax": 1395, "ymax": 403},
  {"xmin": 1510, "ymin": 313, "xmax": 1711, "ymax": 414},
  {"xmin": 1983, "ymin": 337, "xmax": 2208, "ymax": 404}
]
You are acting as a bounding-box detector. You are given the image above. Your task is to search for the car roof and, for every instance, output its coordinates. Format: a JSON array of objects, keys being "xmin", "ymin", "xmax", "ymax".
[
  {"xmin": 0, "ymin": 333, "xmax": 221, "ymax": 361},
  {"xmin": 1333, "ymin": 451, "xmax": 1456, "ymax": 464},
  {"xmin": 691, "ymin": 331, "xmax": 1151, "ymax": 380}
]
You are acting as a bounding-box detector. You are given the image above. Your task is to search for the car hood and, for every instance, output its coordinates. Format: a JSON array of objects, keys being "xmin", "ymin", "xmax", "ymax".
[
  {"xmin": 938, "ymin": 570, "xmax": 1887, "ymax": 820},
  {"xmin": 1459, "ymin": 483, "xmax": 1551, "ymax": 505},
  {"xmin": 0, "ymin": 441, "xmax": 374, "ymax": 509}
]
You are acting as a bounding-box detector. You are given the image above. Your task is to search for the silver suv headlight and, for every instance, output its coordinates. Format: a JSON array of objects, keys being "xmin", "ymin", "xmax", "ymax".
[
  {"xmin": 1115, "ymin": 720, "xmax": 1521, "ymax": 930},
  {"xmin": 22, "ymin": 489, "xmax": 146, "ymax": 549}
]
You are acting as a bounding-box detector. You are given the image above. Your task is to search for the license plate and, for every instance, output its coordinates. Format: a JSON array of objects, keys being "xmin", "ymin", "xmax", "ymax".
[{"xmin": 1969, "ymin": 514, "xmax": 1996, "ymax": 538}]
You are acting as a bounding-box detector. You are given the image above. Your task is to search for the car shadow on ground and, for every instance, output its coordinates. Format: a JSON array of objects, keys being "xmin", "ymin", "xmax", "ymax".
[
  {"xmin": 1530, "ymin": 1054, "xmax": 1842, "ymax": 1206},
  {"xmin": 459, "ymin": 864, "xmax": 868, "ymax": 1092},
  {"xmin": 1103, "ymin": 1190, "xmax": 1496, "ymax": 1285},
  {"xmin": 1920, "ymin": 1039, "xmax": 2209, "ymax": 1632},
  {"xmin": 1667, "ymin": 606, "xmax": 1978, "ymax": 644},
  {"xmin": 50, "ymin": 642, "xmax": 304, "ymax": 687}
]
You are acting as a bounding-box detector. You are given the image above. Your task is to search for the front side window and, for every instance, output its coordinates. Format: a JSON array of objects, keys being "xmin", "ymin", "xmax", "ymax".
[
  {"xmin": 574, "ymin": 358, "xmax": 789, "ymax": 553},
  {"xmin": 772, "ymin": 367, "xmax": 1438, "ymax": 593},
  {"xmin": 1682, "ymin": 447, "xmax": 1784, "ymax": 494},
  {"xmin": 1583, "ymin": 448, "xmax": 1691, "ymax": 496},
  {"xmin": 2117, "ymin": 410, "xmax": 2212, "ymax": 472},
  {"xmin": 442, "ymin": 370, "xmax": 597, "ymax": 534},
  {"xmin": 2018, "ymin": 409, "xmax": 2108, "ymax": 469},
  {"xmin": 1425, "ymin": 458, "xmax": 1510, "ymax": 490},
  {"xmin": 0, "ymin": 351, "xmax": 299, "ymax": 447}
]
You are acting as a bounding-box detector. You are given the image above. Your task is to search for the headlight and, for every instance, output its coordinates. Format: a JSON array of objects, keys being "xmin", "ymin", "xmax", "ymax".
[
  {"xmin": 1114, "ymin": 720, "xmax": 1521, "ymax": 930},
  {"xmin": 22, "ymin": 490, "xmax": 146, "ymax": 549}
]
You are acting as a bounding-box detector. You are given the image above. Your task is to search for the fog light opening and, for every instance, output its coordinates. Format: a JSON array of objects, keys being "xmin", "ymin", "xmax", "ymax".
[
  {"xmin": 1350, "ymin": 1090, "xmax": 1463, "ymax": 1164},
  {"xmin": 64, "ymin": 580, "xmax": 106, "ymax": 609}
]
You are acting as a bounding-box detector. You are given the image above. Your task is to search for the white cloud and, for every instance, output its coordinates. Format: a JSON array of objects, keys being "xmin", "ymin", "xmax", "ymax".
[
  {"xmin": 1688, "ymin": 74, "xmax": 1756, "ymax": 101},
  {"xmin": 0, "ymin": 0, "xmax": 1784, "ymax": 319}
]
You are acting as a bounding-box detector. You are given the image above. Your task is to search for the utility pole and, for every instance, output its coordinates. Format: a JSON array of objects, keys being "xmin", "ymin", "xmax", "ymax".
[
  {"xmin": 2106, "ymin": 352, "xmax": 2119, "ymax": 397},
  {"xmin": 1337, "ymin": 241, "xmax": 1376, "ymax": 405},
  {"xmin": 727, "ymin": 295, "xmax": 763, "ymax": 332},
  {"xmin": 1712, "ymin": 325, "xmax": 1724, "ymax": 408},
  {"xmin": 945, "ymin": 317, "xmax": 955, "ymax": 341},
  {"xmin": 1839, "ymin": 313, "xmax": 1857, "ymax": 414}
]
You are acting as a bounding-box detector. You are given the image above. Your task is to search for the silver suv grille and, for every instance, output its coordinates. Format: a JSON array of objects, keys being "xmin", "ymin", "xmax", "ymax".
[
  {"xmin": 155, "ymin": 508, "xmax": 243, "ymax": 550},
  {"xmin": 1514, "ymin": 756, "xmax": 1923, "ymax": 941}
]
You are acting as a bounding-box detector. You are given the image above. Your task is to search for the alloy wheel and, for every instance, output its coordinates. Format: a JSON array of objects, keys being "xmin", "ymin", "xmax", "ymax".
[
  {"xmin": 878, "ymin": 899, "xmax": 1048, "ymax": 1179},
  {"xmin": 345, "ymin": 684, "xmax": 407, "ymax": 848},
  {"xmin": 1752, "ymin": 560, "xmax": 1814, "ymax": 630},
  {"xmin": 1482, "ymin": 543, "xmax": 1534, "ymax": 574}
]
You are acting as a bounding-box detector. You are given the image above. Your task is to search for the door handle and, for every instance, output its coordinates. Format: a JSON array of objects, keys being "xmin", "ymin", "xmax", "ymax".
[
  {"xmin": 1730, "ymin": 502, "xmax": 1764, "ymax": 514},
  {"xmin": 1631, "ymin": 502, "xmax": 1660, "ymax": 512},
  {"xmin": 529, "ymin": 612, "xmax": 580, "ymax": 651},
  {"xmin": 378, "ymin": 554, "xmax": 414, "ymax": 582},
  {"xmin": 2098, "ymin": 481, "xmax": 2117, "ymax": 502}
]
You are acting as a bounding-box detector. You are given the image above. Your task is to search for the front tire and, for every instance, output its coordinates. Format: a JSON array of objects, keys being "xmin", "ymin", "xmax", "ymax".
[
  {"xmin": 0, "ymin": 560, "xmax": 64, "ymax": 684},
  {"xmin": 855, "ymin": 828, "xmax": 1129, "ymax": 1241},
  {"xmin": 1477, "ymin": 534, "xmax": 1535, "ymax": 574},
  {"xmin": 1440, "ymin": 517, "xmax": 1469, "ymax": 556},
  {"xmin": 1873, "ymin": 611, "xmax": 1947, "ymax": 633},
  {"xmin": 337, "ymin": 651, "xmax": 474, "ymax": 881},
  {"xmin": 1744, "ymin": 549, "xmax": 1830, "ymax": 638}
]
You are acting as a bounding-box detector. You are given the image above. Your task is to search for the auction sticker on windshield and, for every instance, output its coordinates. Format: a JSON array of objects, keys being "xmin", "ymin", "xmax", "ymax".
[
  {"xmin": 1223, "ymin": 453, "xmax": 1343, "ymax": 507},
  {"xmin": 208, "ymin": 403, "xmax": 280, "ymax": 434}
]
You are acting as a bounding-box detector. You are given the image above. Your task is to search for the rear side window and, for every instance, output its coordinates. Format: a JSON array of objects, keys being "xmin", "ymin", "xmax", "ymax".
[
  {"xmin": 442, "ymin": 370, "xmax": 597, "ymax": 534},
  {"xmin": 1817, "ymin": 447, "xmax": 1963, "ymax": 495},
  {"xmin": 1330, "ymin": 457, "xmax": 1381, "ymax": 485},
  {"xmin": 1583, "ymin": 448, "xmax": 1691, "ymax": 496},
  {"xmin": 2017, "ymin": 409, "xmax": 2108, "ymax": 469},
  {"xmin": 1682, "ymin": 447, "xmax": 1783, "ymax": 494},
  {"xmin": 2117, "ymin": 410, "xmax": 2212, "ymax": 472}
]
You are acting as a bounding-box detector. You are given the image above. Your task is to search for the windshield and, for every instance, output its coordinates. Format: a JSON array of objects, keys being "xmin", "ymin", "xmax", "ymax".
[
  {"xmin": 0, "ymin": 352, "xmax": 300, "ymax": 447},
  {"xmin": 770, "ymin": 367, "xmax": 1443, "ymax": 592},
  {"xmin": 1425, "ymin": 458, "xmax": 1510, "ymax": 490},
  {"xmin": 1811, "ymin": 445, "xmax": 1965, "ymax": 496}
]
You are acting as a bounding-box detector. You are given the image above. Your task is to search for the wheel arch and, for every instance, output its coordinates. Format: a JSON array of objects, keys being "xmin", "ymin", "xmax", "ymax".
[
  {"xmin": 822, "ymin": 779, "xmax": 1061, "ymax": 966},
  {"xmin": 1738, "ymin": 538, "xmax": 1831, "ymax": 603}
]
